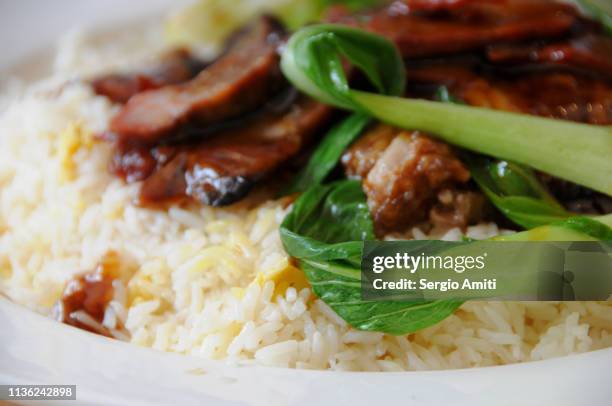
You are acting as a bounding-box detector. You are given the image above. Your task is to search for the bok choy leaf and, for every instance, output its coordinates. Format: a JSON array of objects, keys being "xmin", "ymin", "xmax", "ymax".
[
  {"xmin": 280, "ymin": 180, "xmax": 463, "ymax": 335},
  {"xmin": 282, "ymin": 25, "xmax": 405, "ymax": 194},
  {"xmin": 281, "ymin": 25, "xmax": 612, "ymax": 197},
  {"xmin": 280, "ymin": 181, "xmax": 612, "ymax": 335}
]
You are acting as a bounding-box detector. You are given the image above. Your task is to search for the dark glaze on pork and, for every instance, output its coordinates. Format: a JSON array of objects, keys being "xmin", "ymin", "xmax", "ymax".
[{"xmin": 139, "ymin": 98, "xmax": 331, "ymax": 207}]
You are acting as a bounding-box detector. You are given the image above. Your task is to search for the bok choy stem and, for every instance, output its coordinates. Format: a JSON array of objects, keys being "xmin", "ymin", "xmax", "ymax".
[{"xmin": 497, "ymin": 214, "xmax": 612, "ymax": 242}]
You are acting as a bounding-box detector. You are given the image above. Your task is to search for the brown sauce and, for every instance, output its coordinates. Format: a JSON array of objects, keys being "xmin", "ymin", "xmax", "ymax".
[{"xmin": 55, "ymin": 254, "xmax": 121, "ymax": 337}]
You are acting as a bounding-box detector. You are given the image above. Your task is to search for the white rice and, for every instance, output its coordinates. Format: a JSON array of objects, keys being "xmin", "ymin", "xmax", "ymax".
[{"xmin": 0, "ymin": 22, "xmax": 611, "ymax": 372}]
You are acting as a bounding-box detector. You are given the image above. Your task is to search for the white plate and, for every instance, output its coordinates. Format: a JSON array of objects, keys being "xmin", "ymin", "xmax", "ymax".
[
  {"xmin": 2, "ymin": 297, "xmax": 611, "ymax": 406},
  {"xmin": 0, "ymin": 2, "xmax": 611, "ymax": 405}
]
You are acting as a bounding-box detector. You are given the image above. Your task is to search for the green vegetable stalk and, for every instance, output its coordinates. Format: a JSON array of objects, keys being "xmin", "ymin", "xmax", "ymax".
[
  {"xmin": 434, "ymin": 87, "xmax": 572, "ymax": 230},
  {"xmin": 281, "ymin": 24, "xmax": 612, "ymax": 196},
  {"xmin": 497, "ymin": 214, "xmax": 612, "ymax": 242}
]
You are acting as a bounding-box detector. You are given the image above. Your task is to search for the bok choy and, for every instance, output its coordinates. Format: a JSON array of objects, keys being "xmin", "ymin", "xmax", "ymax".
[
  {"xmin": 280, "ymin": 180, "xmax": 463, "ymax": 335},
  {"xmin": 281, "ymin": 25, "xmax": 612, "ymax": 196},
  {"xmin": 280, "ymin": 181, "xmax": 612, "ymax": 335}
]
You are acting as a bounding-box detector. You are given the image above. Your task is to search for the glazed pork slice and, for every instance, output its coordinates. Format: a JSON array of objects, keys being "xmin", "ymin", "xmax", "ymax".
[
  {"xmin": 329, "ymin": 0, "xmax": 577, "ymax": 58},
  {"xmin": 110, "ymin": 16, "xmax": 286, "ymax": 145},
  {"xmin": 139, "ymin": 98, "xmax": 332, "ymax": 207},
  {"xmin": 486, "ymin": 34, "xmax": 612, "ymax": 80},
  {"xmin": 342, "ymin": 124, "xmax": 474, "ymax": 235},
  {"xmin": 406, "ymin": 63, "xmax": 612, "ymax": 125},
  {"xmin": 91, "ymin": 48, "xmax": 208, "ymax": 104}
]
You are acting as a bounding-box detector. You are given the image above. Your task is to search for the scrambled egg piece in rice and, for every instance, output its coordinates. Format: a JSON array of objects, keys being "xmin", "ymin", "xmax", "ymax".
[{"xmin": 56, "ymin": 121, "xmax": 94, "ymax": 182}]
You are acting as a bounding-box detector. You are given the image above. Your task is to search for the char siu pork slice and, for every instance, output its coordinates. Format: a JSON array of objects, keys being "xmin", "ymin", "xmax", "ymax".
[
  {"xmin": 139, "ymin": 98, "xmax": 332, "ymax": 207},
  {"xmin": 110, "ymin": 144, "xmax": 177, "ymax": 184},
  {"xmin": 329, "ymin": 0, "xmax": 577, "ymax": 58},
  {"xmin": 486, "ymin": 34, "xmax": 612, "ymax": 80},
  {"xmin": 342, "ymin": 124, "xmax": 474, "ymax": 235},
  {"xmin": 406, "ymin": 63, "xmax": 612, "ymax": 125},
  {"xmin": 110, "ymin": 16, "xmax": 287, "ymax": 145},
  {"xmin": 91, "ymin": 48, "xmax": 208, "ymax": 104}
]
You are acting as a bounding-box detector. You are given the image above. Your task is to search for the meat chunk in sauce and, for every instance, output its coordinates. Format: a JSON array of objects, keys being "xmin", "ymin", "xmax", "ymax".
[
  {"xmin": 430, "ymin": 189, "xmax": 488, "ymax": 229},
  {"xmin": 139, "ymin": 98, "xmax": 332, "ymax": 207},
  {"xmin": 329, "ymin": 0, "xmax": 577, "ymax": 58},
  {"xmin": 342, "ymin": 124, "xmax": 472, "ymax": 234},
  {"xmin": 110, "ymin": 16, "xmax": 286, "ymax": 145},
  {"xmin": 54, "ymin": 253, "xmax": 122, "ymax": 337},
  {"xmin": 91, "ymin": 48, "xmax": 208, "ymax": 104}
]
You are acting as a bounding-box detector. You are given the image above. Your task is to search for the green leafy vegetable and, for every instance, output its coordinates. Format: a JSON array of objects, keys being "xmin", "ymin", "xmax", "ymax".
[
  {"xmin": 283, "ymin": 113, "xmax": 370, "ymax": 195},
  {"xmin": 280, "ymin": 181, "xmax": 612, "ymax": 334},
  {"xmin": 280, "ymin": 181, "xmax": 462, "ymax": 335},
  {"xmin": 281, "ymin": 25, "xmax": 612, "ymax": 196},
  {"xmin": 282, "ymin": 24, "xmax": 405, "ymax": 194},
  {"xmin": 281, "ymin": 24, "xmax": 405, "ymax": 108},
  {"xmin": 465, "ymin": 155, "xmax": 571, "ymax": 229}
]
